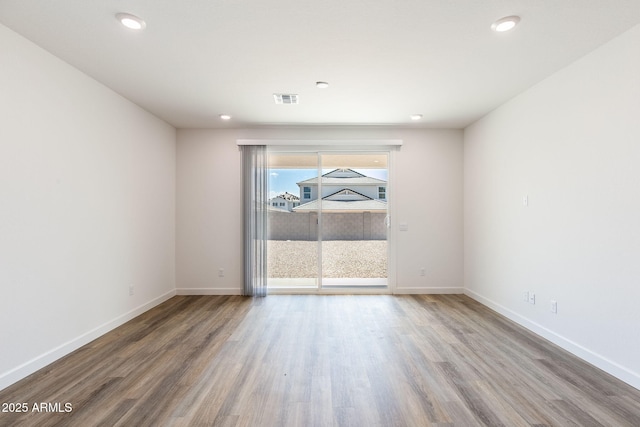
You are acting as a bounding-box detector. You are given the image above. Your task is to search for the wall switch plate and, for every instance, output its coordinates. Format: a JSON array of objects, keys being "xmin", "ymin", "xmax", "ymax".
[
  {"xmin": 551, "ymin": 300, "xmax": 558, "ymax": 314},
  {"xmin": 528, "ymin": 293, "xmax": 536, "ymax": 304},
  {"xmin": 523, "ymin": 291, "xmax": 529, "ymax": 302}
]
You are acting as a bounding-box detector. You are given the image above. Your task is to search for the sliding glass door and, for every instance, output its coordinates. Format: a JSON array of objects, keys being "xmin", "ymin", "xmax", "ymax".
[
  {"xmin": 266, "ymin": 153, "xmax": 319, "ymax": 289},
  {"xmin": 267, "ymin": 151, "xmax": 389, "ymax": 292},
  {"xmin": 319, "ymin": 154, "xmax": 388, "ymax": 288}
]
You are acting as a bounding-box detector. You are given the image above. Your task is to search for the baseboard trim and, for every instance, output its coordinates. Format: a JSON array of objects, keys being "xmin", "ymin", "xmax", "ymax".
[
  {"xmin": 176, "ymin": 288, "xmax": 242, "ymax": 295},
  {"xmin": 464, "ymin": 289, "xmax": 640, "ymax": 391},
  {"xmin": 394, "ymin": 287, "xmax": 464, "ymax": 294},
  {"xmin": 0, "ymin": 289, "xmax": 176, "ymax": 392}
]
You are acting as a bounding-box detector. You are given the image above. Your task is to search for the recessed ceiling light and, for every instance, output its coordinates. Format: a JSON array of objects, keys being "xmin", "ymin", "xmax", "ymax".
[
  {"xmin": 316, "ymin": 81, "xmax": 329, "ymax": 89},
  {"xmin": 219, "ymin": 114, "xmax": 232, "ymax": 120},
  {"xmin": 410, "ymin": 114, "xmax": 423, "ymax": 121},
  {"xmin": 491, "ymin": 15, "xmax": 520, "ymax": 32},
  {"xmin": 116, "ymin": 13, "xmax": 146, "ymax": 30}
]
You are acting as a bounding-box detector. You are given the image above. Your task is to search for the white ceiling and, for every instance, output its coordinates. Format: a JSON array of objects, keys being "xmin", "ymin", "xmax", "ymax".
[{"xmin": 1, "ymin": 1, "xmax": 639, "ymax": 129}]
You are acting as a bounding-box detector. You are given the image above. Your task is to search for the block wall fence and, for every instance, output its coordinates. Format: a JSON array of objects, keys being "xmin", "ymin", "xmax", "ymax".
[{"xmin": 267, "ymin": 211, "xmax": 387, "ymax": 241}]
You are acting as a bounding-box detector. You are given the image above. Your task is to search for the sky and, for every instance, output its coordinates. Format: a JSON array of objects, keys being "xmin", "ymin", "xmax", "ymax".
[{"xmin": 269, "ymin": 168, "xmax": 388, "ymax": 199}]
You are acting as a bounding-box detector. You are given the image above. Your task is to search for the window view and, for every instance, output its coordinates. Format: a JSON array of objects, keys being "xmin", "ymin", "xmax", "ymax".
[
  {"xmin": 267, "ymin": 152, "xmax": 388, "ymax": 290},
  {"xmin": 267, "ymin": 154, "xmax": 319, "ymax": 289}
]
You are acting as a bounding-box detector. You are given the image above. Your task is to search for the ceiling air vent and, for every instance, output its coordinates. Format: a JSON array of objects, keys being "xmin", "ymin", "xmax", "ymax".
[{"xmin": 273, "ymin": 94, "xmax": 299, "ymax": 105}]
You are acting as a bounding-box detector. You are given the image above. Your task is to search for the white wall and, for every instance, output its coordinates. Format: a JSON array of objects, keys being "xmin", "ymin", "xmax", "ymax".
[
  {"xmin": 176, "ymin": 129, "xmax": 244, "ymax": 294},
  {"xmin": 0, "ymin": 24, "xmax": 176, "ymax": 390},
  {"xmin": 176, "ymin": 127, "xmax": 463, "ymax": 294},
  {"xmin": 464, "ymin": 24, "xmax": 640, "ymax": 389}
]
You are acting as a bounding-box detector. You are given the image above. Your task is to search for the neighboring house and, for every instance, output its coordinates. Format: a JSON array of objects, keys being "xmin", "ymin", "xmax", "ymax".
[
  {"xmin": 294, "ymin": 168, "xmax": 387, "ymax": 213},
  {"xmin": 267, "ymin": 192, "xmax": 300, "ymax": 212},
  {"xmin": 269, "ymin": 169, "xmax": 388, "ymax": 240},
  {"xmin": 292, "ymin": 188, "xmax": 388, "ymax": 213}
]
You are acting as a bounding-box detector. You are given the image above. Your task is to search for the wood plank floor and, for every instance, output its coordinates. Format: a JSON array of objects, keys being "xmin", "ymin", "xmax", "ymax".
[{"xmin": 1, "ymin": 295, "xmax": 639, "ymax": 426}]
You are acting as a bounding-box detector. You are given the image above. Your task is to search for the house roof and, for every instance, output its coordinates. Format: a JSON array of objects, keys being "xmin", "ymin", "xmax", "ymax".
[
  {"xmin": 323, "ymin": 188, "xmax": 371, "ymax": 201},
  {"xmin": 323, "ymin": 169, "xmax": 366, "ymax": 178},
  {"xmin": 269, "ymin": 192, "xmax": 300, "ymax": 201},
  {"xmin": 294, "ymin": 188, "xmax": 387, "ymax": 212},
  {"xmin": 297, "ymin": 169, "xmax": 386, "ymax": 186}
]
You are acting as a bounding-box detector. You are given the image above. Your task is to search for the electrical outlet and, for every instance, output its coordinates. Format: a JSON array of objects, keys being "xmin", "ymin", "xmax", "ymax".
[
  {"xmin": 523, "ymin": 291, "xmax": 529, "ymax": 302},
  {"xmin": 420, "ymin": 268, "xmax": 425, "ymax": 276},
  {"xmin": 218, "ymin": 268, "xmax": 224, "ymax": 278},
  {"xmin": 523, "ymin": 195, "xmax": 528, "ymax": 207},
  {"xmin": 529, "ymin": 292, "xmax": 536, "ymax": 304},
  {"xmin": 550, "ymin": 300, "xmax": 557, "ymax": 314},
  {"xmin": 129, "ymin": 285, "xmax": 134, "ymax": 296}
]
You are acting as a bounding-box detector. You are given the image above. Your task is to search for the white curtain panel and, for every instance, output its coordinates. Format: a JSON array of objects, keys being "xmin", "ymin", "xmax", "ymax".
[{"xmin": 242, "ymin": 145, "xmax": 268, "ymax": 297}]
